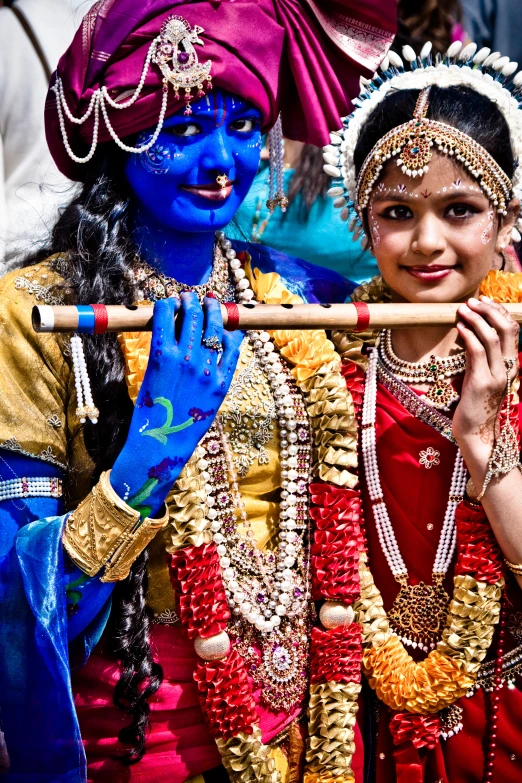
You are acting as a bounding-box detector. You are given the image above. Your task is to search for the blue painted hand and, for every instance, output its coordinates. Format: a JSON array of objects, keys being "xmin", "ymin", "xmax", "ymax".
[{"xmin": 110, "ymin": 293, "xmax": 243, "ymax": 518}]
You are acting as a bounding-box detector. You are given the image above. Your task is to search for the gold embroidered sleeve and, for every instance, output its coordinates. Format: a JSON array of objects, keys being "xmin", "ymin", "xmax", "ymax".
[{"xmin": 0, "ymin": 263, "xmax": 80, "ymax": 472}]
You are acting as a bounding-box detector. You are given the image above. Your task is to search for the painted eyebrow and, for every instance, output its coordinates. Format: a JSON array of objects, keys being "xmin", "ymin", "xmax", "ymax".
[{"xmin": 371, "ymin": 188, "xmax": 486, "ymax": 203}]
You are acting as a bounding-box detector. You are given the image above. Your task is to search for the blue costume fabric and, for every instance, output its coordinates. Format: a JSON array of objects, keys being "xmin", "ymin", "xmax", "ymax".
[
  {"xmin": 228, "ymin": 162, "xmax": 377, "ymax": 285},
  {"xmin": 0, "ymin": 247, "xmax": 352, "ymax": 782}
]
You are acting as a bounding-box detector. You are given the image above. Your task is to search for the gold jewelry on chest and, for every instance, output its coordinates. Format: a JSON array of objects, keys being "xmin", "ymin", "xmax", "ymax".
[{"xmin": 220, "ymin": 336, "xmax": 277, "ymax": 477}]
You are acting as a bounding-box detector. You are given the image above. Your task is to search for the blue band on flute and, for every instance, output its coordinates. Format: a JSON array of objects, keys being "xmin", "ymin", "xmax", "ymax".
[{"xmin": 76, "ymin": 305, "xmax": 95, "ymax": 333}]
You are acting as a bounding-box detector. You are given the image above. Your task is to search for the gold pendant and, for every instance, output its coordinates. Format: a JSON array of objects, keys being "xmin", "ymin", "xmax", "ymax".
[
  {"xmin": 388, "ymin": 576, "xmax": 450, "ymax": 652},
  {"xmin": 423, "ymin": 378, "xmax": 460, "ymax": 411},
  {"xmin": 229, "ymin": 617, "xmax": 310, "ymax": 712}
]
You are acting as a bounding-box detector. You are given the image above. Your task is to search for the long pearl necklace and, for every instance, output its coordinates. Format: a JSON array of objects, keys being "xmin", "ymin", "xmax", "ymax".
[
  {"xmin": 199, "ymin": 340, "xmax": 311, "ymax": 634},
  {"xmin": 151, "ymin": 232, "xmax": 312, "ymax": 711},
  {"xmin": 362, "ymin": 347, "xmax": 467, "ymax": 652}
]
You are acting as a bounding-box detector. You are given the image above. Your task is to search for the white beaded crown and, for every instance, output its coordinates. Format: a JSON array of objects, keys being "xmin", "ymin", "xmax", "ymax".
[{"xmin": 323, "ymin": 41, "xmax": 522, "ymax": 247}]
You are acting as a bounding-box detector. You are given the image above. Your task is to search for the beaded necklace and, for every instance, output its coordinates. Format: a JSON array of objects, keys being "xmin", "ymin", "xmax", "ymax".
[
  {"xmin": 380, "ymin": 328, "xmax": 466, "ymax": 411},
  {"xmin": 131, "ymin": 241, "xmax": 234, "ymax": 303},
  {"xmin": 138, "ymin": 234, "xmax": 313, "ymax": 712},
  {"xmin": 362, "ymin": 347, "xmax": 468, "ymax": 652}
]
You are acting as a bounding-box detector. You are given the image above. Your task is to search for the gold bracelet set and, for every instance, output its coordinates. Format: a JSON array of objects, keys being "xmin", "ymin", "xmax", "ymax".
[
  {"xmin": 505, "ymin": 558, "xmax": 522, "ymax": 576},
  {"xmin": 63, "ymin": 470, "xmax": 169, "ymax": 582}
]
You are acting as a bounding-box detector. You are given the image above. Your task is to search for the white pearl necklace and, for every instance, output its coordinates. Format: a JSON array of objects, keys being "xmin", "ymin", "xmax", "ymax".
[
  {"xmin": 362, "ymin": 347, "xmax": 467, "ymax": 581},
  {"xmin": 198, "ymin": 234, "xmax": 311, "ymax": 635},
  {"xmin": 215, "ymin": 232, "xmax": 255, "ymax": 302}
]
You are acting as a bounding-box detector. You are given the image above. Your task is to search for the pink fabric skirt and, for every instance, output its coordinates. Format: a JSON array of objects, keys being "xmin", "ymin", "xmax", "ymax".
[{"xmin": 73, "ymin": 624, "xmax": 301, "ymax": 783}]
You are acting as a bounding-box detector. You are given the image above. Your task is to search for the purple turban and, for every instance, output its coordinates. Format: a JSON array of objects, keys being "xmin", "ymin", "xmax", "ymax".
[{"xmin": 45, "ymin": 0, "xmax": 396, "ymax": 180}]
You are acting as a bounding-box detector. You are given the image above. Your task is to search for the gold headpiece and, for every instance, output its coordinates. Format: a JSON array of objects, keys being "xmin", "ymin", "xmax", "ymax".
[
  {"xmin": 356, "ymin": 87, "xmax": 512, "ymax": 215},
  {"xmin": 153, "ymin": 16, "xmax": 212, "ymax": 116}
]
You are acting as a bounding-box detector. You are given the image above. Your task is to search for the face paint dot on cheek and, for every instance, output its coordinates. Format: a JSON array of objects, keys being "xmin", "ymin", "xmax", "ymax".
[
  {"xmin": 369, "ymin": 203, "xmax": 381, "ymax": 248},
  {"xmin": 481, "ymin": 209, "xmax": 495, "ymax": 244},
  {"xmin": 204, "ymin": 369, "xmax": 211, "ymax": 376}
]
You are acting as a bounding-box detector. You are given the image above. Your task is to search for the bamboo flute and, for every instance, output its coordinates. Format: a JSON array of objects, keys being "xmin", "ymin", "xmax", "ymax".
[{"xmin": 32, "ymin": 302, "xmax": 522, "ymax": 334}]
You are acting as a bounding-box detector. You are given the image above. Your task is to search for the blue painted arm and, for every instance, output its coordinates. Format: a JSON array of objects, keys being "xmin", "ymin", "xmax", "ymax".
[
  {"xmin": 0, "ymin": 453, "xmax": 113, "ymax": 644},
  {"xmin": 110, "ymin": 293, "xmax": 242, "ymax": 518}
]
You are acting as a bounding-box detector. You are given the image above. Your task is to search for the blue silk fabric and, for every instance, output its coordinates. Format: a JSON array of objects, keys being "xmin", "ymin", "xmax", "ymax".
[
  {"xmin": 235, "ymin": 239, "xmax": 356, "ymax": 303},
  {"xmin": 0, "ymin": 248, "xmax": 353, "ymax": 781}
]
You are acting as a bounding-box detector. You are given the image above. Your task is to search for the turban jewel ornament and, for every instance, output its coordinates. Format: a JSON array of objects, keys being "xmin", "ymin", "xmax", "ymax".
[{"xmin": 45, "ymin": 0, "xmax": 396, "ymax": 182}]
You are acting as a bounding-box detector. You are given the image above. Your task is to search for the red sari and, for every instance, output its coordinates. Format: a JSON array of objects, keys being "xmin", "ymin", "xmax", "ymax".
[{"xmin": 356, "ymin": 376, "xmax": 522, "ymax": 783}]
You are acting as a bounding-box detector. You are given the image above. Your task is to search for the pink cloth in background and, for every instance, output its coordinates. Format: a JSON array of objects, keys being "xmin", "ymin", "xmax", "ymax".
[
  {"xmin": 73, "ymin": 624, "xmax": 301, "ymax": 783},
  {"xmin": 450, "ymin": 21, "xmax": 466, "ymax": 43}
]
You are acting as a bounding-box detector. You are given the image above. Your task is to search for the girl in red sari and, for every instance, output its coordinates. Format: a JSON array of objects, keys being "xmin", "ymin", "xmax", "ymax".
[{"xmin": 319, "ymin": 41, "xmax": 522, "ymax": 783}]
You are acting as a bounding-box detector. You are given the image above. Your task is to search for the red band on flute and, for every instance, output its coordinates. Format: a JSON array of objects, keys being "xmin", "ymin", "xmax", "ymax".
[
  {"xmin": 224, "ymin": 302, "xmax": 240, "ymax": 330},
  {"xmin": 92, "ymin": 304, "xmax": 109, "ymax": 334},
  {"xmin": 353, "ymin": 301, "xmax": 370, "ymax": 332}
]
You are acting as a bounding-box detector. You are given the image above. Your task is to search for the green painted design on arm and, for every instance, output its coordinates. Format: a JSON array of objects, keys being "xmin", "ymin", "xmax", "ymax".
[{"xmin": 141, "ymin": 397, "xmax": 195, "ymax": 445}]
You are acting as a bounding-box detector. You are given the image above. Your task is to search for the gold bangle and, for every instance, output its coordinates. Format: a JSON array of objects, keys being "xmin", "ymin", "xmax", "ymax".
[
  {"xmin": 465, "ymin": 477, "xmax": 482, "ymax": 506},
  {"xmin": 63, "ymin": 470, "xmax": 169, "ymax": 582},
  {"xmin": 504, "ymin": 558, "xmax": 522, "ymax": 576}
]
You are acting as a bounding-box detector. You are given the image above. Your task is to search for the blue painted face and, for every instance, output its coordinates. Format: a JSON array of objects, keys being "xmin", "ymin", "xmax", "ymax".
[{"xmin": 125, "ymin": 89, "xmax": 262, "ymax": 233}]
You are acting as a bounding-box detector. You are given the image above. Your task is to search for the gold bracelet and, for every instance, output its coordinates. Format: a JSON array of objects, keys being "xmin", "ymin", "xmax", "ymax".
[
  {"xmin": 504, "ymin": 558, "xmax": 522, "ymax": 576},
  {"xmin": 477, "ymin": 357, "xmax": 520, "ymax": 501},
  {"xmin": 465, "ymin": 477, "xmax": 482, "ymax": 506},
  {"xmin": 63, "ymin": 470, "xmax": 169, "ymax": 582}
]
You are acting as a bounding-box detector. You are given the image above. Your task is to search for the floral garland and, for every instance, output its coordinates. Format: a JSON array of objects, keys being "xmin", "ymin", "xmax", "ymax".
[{"xmin": 117, "ymin": 264, "xmax": 519, "ymax": 782}]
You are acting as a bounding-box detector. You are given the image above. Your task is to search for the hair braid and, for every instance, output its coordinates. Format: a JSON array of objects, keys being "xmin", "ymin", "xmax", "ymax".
[
  {"xmin": 110, "ymin": 550, "xmax": 164, "ymax": 764},
  {"xmin": 23, "ymin": 148, "xmax": 163, "ymax": 763}
]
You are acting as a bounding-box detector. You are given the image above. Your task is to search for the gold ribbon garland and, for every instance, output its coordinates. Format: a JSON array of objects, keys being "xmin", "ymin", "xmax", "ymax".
[{"xmin": 118, "ymin": 265, "xmax": 519, "ymax": 781}]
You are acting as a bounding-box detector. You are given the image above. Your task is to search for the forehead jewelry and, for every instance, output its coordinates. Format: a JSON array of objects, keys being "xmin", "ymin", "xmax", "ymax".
[
  {"xmin": 52, "ymin": 15, "xmax": 212, "ymax": 163},
  {"xmin": 357, "ymin": 86, "xmax": 511, "ymax": 214},
  {"xmin": 323, "ymin": 40, "xmax": 522, "ymax": 245},
  {"xmin": 154, "ymin": 16, "xmax": 212, "ymax": 116}
]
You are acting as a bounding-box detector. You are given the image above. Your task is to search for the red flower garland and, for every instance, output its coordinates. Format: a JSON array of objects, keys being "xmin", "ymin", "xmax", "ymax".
[
  {"xmin": 389, "ymin": 712, "xmax": 441, "ymax": 751},
  {"xmin": 340, "ymin": 360, "xmax": 366, "ymax": 410},
  {"xmin": 193, "ymin": 646, "xmax": 259, "ymax": 739},
  {"xmin": 310, "ymin": 624, "xmax": 362, "ymax": 684},
  {"xmin": 169, "ymin": 543, "xmax": 230, "ymax": 638},
  {"xmin": 454, "ymin": 504, "xmax": 505, "ymax": 584},
  {"xmin": 310, "ymin": 483, "xmax": 362, "ymax": 602}
]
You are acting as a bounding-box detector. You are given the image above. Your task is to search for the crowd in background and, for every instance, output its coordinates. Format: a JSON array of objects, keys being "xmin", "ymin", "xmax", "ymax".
[{"xmin": 0, "ymin": 0, "xmax": 521, "ymax": 283}]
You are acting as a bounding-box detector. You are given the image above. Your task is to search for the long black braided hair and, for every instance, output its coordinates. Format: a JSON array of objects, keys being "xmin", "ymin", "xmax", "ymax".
[{"xmin": 24, "ymin": 147, "xmax": 163, "ymax": 764}]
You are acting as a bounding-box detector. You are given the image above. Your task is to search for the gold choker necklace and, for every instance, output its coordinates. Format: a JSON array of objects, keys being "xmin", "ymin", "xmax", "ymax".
[{"xmin": 379, "ymin": 329, "xmax": 466, "ymax": 411}]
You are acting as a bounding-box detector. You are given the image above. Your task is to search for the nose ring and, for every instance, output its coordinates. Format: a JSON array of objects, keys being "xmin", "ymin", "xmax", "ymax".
[{"xmin": 216, "ymin": 174, "xmax": 229, "ymax": 189}]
